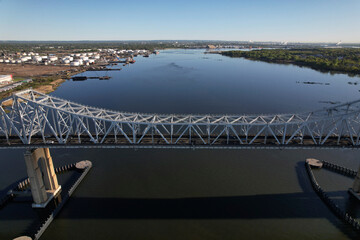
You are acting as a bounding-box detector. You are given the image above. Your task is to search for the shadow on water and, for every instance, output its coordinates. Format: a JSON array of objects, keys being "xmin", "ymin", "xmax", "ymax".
[
  {"xmin": 0, "ymin": 170, "xmax": 83, "ymax": 238},
  {"xmin": 1, "ymin": 161, "xmax": 359, "ymax": 239},
  {"xmin": 295, "ymin": 161, "xmax": 359, "ymax": 239},
  {"xmin": 0, "ymin": 177, "xmax": 27, "ymax": 198},
  {"xmin": 42, "ymin": 193, "xmax": 354, "ymax": 221}
]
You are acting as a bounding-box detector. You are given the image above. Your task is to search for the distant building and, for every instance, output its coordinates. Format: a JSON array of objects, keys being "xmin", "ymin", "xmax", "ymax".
[
  {"xmin": 0, "ymin": 75, "xmax": 13, "ymax": 84},
  {"xmin": 206, "ymin": 45, "xmax": 216, "ymax": 49}
]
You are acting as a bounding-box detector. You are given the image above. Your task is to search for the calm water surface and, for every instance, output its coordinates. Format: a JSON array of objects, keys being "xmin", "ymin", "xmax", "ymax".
[{"xmin": 2, "ymin": 49, "xmax": 360, "ymax": 239}]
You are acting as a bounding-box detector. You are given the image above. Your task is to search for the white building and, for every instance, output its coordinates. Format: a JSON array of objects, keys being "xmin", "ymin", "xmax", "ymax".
[{"xmin": 0, "ymin": 75, "xmax": 13, "ymax": 84}]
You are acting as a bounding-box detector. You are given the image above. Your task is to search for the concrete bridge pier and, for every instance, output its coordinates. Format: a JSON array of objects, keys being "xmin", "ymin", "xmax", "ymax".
[{"xmin": 24, "ymin": 148, "xmax": 61, "ymax": 208}]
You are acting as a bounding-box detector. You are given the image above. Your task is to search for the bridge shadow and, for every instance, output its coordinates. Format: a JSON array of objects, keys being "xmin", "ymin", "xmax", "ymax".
[
  {"xmin": 36, "ymin": 191, "xmax": 360, "ymax": 238},
  {"xmin": 51, "ymin": 192, "xmax": 346, "ymax": 220},
  {"xmin": 2, "ymin": 192, "xmax": 359, "ymax": 238}
]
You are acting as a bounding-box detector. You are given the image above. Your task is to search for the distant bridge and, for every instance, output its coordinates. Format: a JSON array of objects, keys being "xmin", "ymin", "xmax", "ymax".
[{"xmin": 1, "ymin": 89, "xmax": 360, "ymax": 149}]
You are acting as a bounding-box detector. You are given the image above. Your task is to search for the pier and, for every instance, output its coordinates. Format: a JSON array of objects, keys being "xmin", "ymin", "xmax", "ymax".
[{"xmin": 0, "ymin": 151, "xmax": 92, "ymax": 240}]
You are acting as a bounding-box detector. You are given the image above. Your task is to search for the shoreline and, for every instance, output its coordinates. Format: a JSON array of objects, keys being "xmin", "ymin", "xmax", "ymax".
[
  {"xmin": 220, "ymin": 49, "xmax": 360, "ymax": 78},
  {"xmin": 0, "ymin": 68, "xmax": 87, "ymax": 102}
]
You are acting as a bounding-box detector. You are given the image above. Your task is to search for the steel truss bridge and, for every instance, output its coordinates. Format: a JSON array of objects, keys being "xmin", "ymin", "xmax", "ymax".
[{"xmin": 1, "ymin": 89, "xmax": 360, "ymax": 149}]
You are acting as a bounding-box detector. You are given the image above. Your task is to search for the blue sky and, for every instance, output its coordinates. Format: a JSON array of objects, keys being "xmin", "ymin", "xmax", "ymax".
[{"xmin": 0, "ymin": 0, "xmax": 359, "ymax": 42}]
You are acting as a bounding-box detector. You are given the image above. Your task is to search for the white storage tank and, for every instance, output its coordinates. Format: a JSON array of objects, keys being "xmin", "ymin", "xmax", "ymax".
[
  {"xmin": 70, "ymin": 61, "xmax": 80, "ymax": 66},
  {"xmin": 33, "ymin": 56, "xmax": 42, "ymax": 62},
  {"xmin": 0, "ymin": 59, "xmax": 4, "ymax": 63},
  {"xmin": 64, "ymin": 60, "xmax": 70, "ymax": 64},
  {"xmin": 94, "ymin": 55, "xmax": 100, "ymax": 59},
  {"xmin": 20, "ymin": 57, "xmax": 28, "ymax": 62},
  {"xmin": 16, "ymin": 60, "xmax": 22, "ymax": 64},
  {"xmin": 11, "ymin": 60, "xmax": 16, "ymax": 64},
  {"xmin": 76, "ymin": 59, "xmax": 83, "ymax": 65},
  {"xmin": 75, "ymin": 53, "xmax": 81, "ymax": 57},
  {"xmin": 4, "ymin": 59, "xmax": 10, "ymax": 63},
  {"xmin": 49, "ymin": 56, "xmax": 58, "ymax": 61}
]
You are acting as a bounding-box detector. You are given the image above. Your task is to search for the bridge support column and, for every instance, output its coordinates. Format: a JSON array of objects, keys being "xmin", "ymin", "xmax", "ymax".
[{"xmin": 24, "ymin": 148, "xmax": 61, "ymax": 208}]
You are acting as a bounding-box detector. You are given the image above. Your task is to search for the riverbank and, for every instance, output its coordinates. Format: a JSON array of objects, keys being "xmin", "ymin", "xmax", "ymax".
[
  {"xmin": 0, "ymin": 78, "xmax": 66, "ymax": 107},
  {"xmin": 221, "ymin": 49, "xmax": 360, "ymax": 77},
  {"xmin": 0, "ymin": 69, "xmax": 86, "ymax": 103}
]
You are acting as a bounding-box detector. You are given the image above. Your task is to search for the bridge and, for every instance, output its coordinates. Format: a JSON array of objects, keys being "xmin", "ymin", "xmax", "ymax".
[
  {"xmin": 2, "ymin": 89, "xmax": 360, "ymax": 215},
  {"xmin": 1, "ymin": 89, "xmax": 360, "ymax": 149}
]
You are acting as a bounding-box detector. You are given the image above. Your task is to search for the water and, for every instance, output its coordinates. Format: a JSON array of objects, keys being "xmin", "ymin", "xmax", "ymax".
[
  {"xmin": 51, "ymin": 49, "xmax": 360, "ymax": 114},
  {"xmin": 1, "ymin": 49, "xmax": 360, "ymax": 239}
]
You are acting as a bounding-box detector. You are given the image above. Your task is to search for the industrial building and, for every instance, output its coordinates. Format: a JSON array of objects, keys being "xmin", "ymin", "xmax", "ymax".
[{"xmin": 0, "ymin": 75, "xmax": 13, "ymax": 84}]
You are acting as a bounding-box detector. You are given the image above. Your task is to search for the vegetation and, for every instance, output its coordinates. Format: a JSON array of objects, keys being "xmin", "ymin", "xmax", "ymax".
[
  {"xmin": 5, "ymin": 41, "xmax": 358, "ymax": 55},
  {"xmin": 0, "ymin": 40, "xmax": 240, "ymax": 54},
  {"xmin": 12, "ymin": 77, "xmax": 25, "ymax": 82},
  {"xmin": 222, "ymin": 48, "xmax": 360, "ymax": 76},
  {"xmin": 0, "ymin": 76, "xmax": 65, "ymax": 100}
]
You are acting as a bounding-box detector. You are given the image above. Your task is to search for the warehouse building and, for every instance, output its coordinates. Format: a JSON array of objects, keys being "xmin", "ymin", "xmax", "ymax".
[{"xmin": 0, "ymin": 75, "xmax": 13, "ymax": 84}]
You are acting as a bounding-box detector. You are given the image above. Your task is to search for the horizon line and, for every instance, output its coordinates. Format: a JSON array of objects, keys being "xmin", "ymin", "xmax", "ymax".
[{"xmin": 0, "ymin": 40, "xmax": 359, "ymax": 44}]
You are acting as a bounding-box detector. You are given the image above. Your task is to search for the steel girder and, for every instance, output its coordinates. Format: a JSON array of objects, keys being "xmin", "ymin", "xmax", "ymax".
[{"xmin": 1, "ymin": 89, "xmax": 360, "ymax": 146}]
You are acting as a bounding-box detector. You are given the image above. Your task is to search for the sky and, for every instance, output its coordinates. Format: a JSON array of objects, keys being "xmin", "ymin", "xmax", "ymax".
[{"xmin": 0, "ymin": 0, "xmax": 359, "ymax": 42}]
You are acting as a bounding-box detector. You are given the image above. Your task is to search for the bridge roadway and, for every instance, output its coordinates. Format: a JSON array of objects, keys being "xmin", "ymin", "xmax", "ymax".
[{"xmin": 0, "ymin": 134, "xmax": 356, "ymax": 149}]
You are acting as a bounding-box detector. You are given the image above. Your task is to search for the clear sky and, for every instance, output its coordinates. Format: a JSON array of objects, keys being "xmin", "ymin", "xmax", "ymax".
[{"xmin": 0, "ymin": 0, "xmax": 359, "ymax": 42}]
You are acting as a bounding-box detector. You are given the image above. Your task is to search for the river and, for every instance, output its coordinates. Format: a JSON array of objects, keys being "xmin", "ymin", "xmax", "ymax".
[{"xmin": 1, "ymin": 49, "xmax": 360, "ymax": 239}]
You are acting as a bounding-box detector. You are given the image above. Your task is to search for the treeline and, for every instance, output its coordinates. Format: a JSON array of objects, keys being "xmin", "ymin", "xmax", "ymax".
[
  {"xmin": 0, "ymin": 41, "xmax": 183, "ymax": 54},
  {"xmin": 222, "ymin": 48, "xmax": 360, "ymax": 76},
  {"xmin": 0, "ymin": 40, "xmax": 262, "ymax": 53}
]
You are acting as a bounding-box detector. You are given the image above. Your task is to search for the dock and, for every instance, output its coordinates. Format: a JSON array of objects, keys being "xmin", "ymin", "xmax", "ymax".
[
  {"xmin": 72, "ymin": 76, "xmax": 111, "ymax": 81},
  {"xmin": 86, "ymin": 67, "xmax": 122, "ymax": 71}
]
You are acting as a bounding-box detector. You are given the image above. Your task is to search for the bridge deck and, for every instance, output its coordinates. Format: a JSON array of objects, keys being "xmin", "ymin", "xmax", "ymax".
[{"xmin": 0, "ymin": 135, "xmax": 356, "ymax": 149}]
